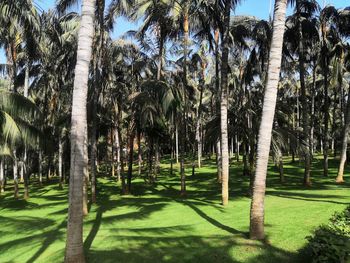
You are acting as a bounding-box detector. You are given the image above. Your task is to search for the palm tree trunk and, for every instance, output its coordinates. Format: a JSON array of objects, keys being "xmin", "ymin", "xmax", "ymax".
[
  {"xmin": 64, "ymin": 0, "xmax": 95, "ymax": 262},
  {"xmin": 155, "ymin": 143, "xmax": 160, "ymax": 176},
  {"xmin": 157, "ymin": 35, "xmax": 164, "ymax": 80},
  {"xmin": 179, "ymin": 5, "xmax": 189, "ymax": 197},
  {"xmin": 111, "ymin": 127, "xmax": 115, "ymax": 178},
  {"xmin": 0, "ymin": 157, "xmax": 4, "ymax": 193},
  {"xmin": 83, "ymin": 125, "xmax": 89, "ymax": 216},
  {"xmin": 38, "ymin": 150, "xmax": 43, "ymax": 186},
  {"xmin": 23, "ymin": 154, "xmax": 29, "ymax": 199},
  {"xmin": 279, "ymin": 151, "xmax": 284, "ymax": 183},
  {"xmin": 196, "ymin": 69, "xmax": 204, "ymax": 168},
  {"xmin": 220, "ymin": 0, "xmax": 232, "ymax": 206},
  {"xmin": 20, "ymin": 155, "xmax": 24, "ymax": 183},
  {"xmin": 13, "ymin": 150, "xmax": 19, "ymax": 198},
  {"xmin": 250, "ymin": 0, "xmax": 287, "ymax": 240},
  {"xmin": 90, "ymin": 91, "xmax": 98, "ymax": 203},
  {"xmin": 137, "ymin": 131, "xmax": 142, "ymax": 176},
  {"xmin": 235, "ymin": 135, "xmax": 240, "ymax": 162},
  {"xmin": 216, "ymin": 140, "xmax": 222, "ymax": 182},
  {"xmin": 175, "ymin": 124, "xmax": 179, "ymax": 164},
  {"xmin": 322, "ymin": 27, "xmax": 330, "ymax": 177},
  {"xmin": 21, "ymin": 65, "xmax": 30, "ymax": 186},
  {"xmin": 59, "ymin": 137, "xmax": 64, "ymax": 189},
  {"xmin": 127, "ymin": 132, "xmax": 135, "ymax": 194},
  {"xmin": 114, "ymin": 109, "xmax": 121, "ymax": 182},
  {"xmin": 311, "ymin": 63, "xmax": 316, "ymax": 156},
  {"xmin": 297, "ymin": 5, "xmax": 311, "ymax": 186},
  {"xmin": 21, "ymin": 148, "xmax": 29, "ymax": 199},
  {"xmin": 336, "ymin": 85, "xmax": 350, "ymax": 183}
]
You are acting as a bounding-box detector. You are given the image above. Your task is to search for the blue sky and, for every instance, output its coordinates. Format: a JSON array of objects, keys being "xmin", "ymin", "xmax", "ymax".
[{"xmin": 1, "ymin": 0, "xmax": 349, "ymax": 63}]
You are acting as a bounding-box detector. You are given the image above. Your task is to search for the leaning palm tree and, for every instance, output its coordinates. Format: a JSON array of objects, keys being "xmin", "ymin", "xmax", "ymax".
[
  {"xmin": 250, "ymin": 0, "xmax": 288, "ymax": 240},
  {"xmin": 64, "ymin": 0, "xmax": 96, "ymax": 262}
]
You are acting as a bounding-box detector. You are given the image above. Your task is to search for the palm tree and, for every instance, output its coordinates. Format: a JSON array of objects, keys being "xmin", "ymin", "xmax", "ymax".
[
  {"xmin": 296, "ymin": 0, "xmax": 318, "ymax": 185},
  {"xmin": 220, "ymin": 0, "xmax": 236, "ymax": 206},
  {"xmin": 0, "ymin": 83, "xmax": 41, "ymax": 197},
  {"xmin": 250, "ymin": 0, "xmax": 288, "ymax": 240},
  {"xmin": 64, "ymin": 0, "xmax": 96, "ymax": 262}
]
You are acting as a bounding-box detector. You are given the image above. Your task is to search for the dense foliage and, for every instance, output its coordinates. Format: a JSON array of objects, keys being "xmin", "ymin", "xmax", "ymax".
[{"xmin": 307, "ymin": 206, "xmax": 350, "ymax": 263}]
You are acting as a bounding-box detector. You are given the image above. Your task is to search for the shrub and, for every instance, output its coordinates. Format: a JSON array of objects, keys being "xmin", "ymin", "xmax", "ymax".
[{"xmin": 306, "ymin": 206, "xmax": 350, "ymax": 263}]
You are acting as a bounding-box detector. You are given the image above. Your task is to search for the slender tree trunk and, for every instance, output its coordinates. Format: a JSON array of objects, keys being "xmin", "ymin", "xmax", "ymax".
[
  {"xmin": 336, "ymin": 85, "xmax": 350, "ymax": 183},
  {"xmin": 310, "ymin": 64, "xmax": 316, "ymax": 156},
  {"xmin": 157, "ymin": 36, "xmax": 164, "ymax": 80},
  {"xmin": 114, "ymin": 111, "xmax": 121, "ymax": 182},
  {"xmin": 90, "ymin": 91, "xmax": 98, "ymax": 203},
  {"xmin": 111, "ymin": 126, "xmax": 115, "ymax": 178},
  {"xmin": 20, "ymin": 155, "xmax": 24, "ymax": 183},
  {"xmin": 21, "ymin": 65, "xmax": 30, "ymax": 186},
  {"xmin": 39, "ymin": 151, "xmax": 43, "ymax": 186},
  {"xmin": 23, "ymin": 155, "xmax": 29, "ymax": 199},
  {"xmin": 179, "ymin": 5, "xmax": 189, "ymax": 197},
  {"xmin": 196, "ymin": 72, "xmax": 204, "ymax": 168},
  {"xmin": 59, "ymin": 137, "xmax": 64, "ymax": 189},
  {"xmin": 322, "ymin": 29, "xmax": 329, "ymax": 177},
  {"xmin": 127, "ymin": 132, "xmax": 135, "ymax": 194},
  {"xmin": 175, "ymin": 124, "xmax": 179, "ymax": 164},
  {"xmin": 13, "ymin": 151, "xmax": 19, "ymax": 198},
  {"xmin": 0, "ymin": 157, "xmax": 4, "ymax": 193},
  {"xmin": 250, "ymin": 0, "xmax": 287, "ymax": 240},
  {"xmin": 220, "ymin": 0, "xmax": 232, "ymax": 206},
  {"xmin": 83, "ymin": 125, "xmax": 89, "ymax": 216},
  {"xmin": 297, "ymin": 6, "xmax": 311, "ymax": 186},
  {"xmin": 196, "ymin": 115, "xmax": 202, "ymax": 168},
  {"xmin": 21, "ymin": 148, "xmax": 29, "ymax": 199},
  {"xmin": 65, "ymin": 1, "xmax": 95, "ymax": 262},
  {"xmin": 137, "ymin": 131, "xmax": 142, "ymax": 176},
  {"xmin": 155, "ymin": 143, "xmax": 160, "ymax": 176},
  {"xmin": 216, "ymin": 140, "xmax": 222, "ymax": 182},
  {"xmin": 236, "ymin": 135, "xmax": 240, "ymax": 162},
  {"xmin": 279, "ymin": 151, "xmax": 284, "ymax": 183}
]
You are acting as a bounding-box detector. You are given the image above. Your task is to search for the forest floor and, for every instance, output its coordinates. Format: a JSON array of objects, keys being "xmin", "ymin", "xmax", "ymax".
[{"xmin": 0, "ymin": 156, "xmax": 349, "ymax": 263}]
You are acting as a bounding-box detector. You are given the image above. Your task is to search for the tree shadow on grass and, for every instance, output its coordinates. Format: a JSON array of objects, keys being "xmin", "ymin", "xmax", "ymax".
[
  {"xmin": 84, "ymin": 233, "xmax": 300, "ymax": 263},
  {"xmin": 26, "ymin": 219, "xmax": 66, "ymax": 263},
  {"xmin": 266, "ymin": 190, "xmax": 350, "ymax": 205}
]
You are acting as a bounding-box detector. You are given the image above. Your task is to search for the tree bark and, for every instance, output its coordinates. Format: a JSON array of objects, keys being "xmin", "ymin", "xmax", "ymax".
[
  {"xmin": 216, "ymin": 140, "xmax": 222, "ymax": 183},
  {"xmin": 175, "ymin": 124, "xmax": 179, "ymax": 164},
  {"xmin": 250, "ymin": 0, "xmax": 287, "ymax": 240},
  {"xmin": 336, "ymin": 85, "xmax": 350, "ymax": 183},
  {"xmin": 13, "ymin": 150, "xmax": 19, "ymax": 198},
  {"xmin": 127, "ymin": 132, "xmax": 135, "ymax": 194},
  {"xmin": 90, "ymin": 90, "xmax": 98, "ymax": 203},
  {"xmin": 297, "ymin": 4, "xmax": 311, "ymax": 186},
  {"xmin": 65, "ymin": 0, "xmax": 95, "ymax": 262},
  {"xmin": 59, "ymin": 137, "xmax": 64, "ymax": 189},
  {"xmin": 322, "ymin": 25, "xmax": 329, "ymax": 177},
  {"xmin": 114, "ymin": 108, "xmax": 121, "ymax": 182},
  {"xmin": 23, "ymin": 149, "xmax": 29, "ymax": 199},
  {"xmin": 220, "ymin": 0, "xmax": 232, "ymax": 206},
  {"xmin": 137, "ymin": 131, "xmax": 142, "ymax": 176},
  {"xmin": 0, "ymin": 157, "xmax": 4, "ymax": 194}
]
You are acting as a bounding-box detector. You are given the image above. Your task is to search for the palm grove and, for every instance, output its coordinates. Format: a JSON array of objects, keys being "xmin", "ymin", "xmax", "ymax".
[{"xmin": 0, "ymin": 0, "xmax": 349, "ymax": 262}]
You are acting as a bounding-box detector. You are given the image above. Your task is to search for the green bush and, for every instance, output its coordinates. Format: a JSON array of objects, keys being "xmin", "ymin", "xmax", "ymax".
[{"xmin": 307, "ymin": 206, "xmax": 350, "ymax": 263}]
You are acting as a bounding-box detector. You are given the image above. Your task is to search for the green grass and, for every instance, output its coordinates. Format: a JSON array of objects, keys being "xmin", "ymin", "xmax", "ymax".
[{"xmin": 0, "ymin": 157, "xmax": 349, "ymax": 263}]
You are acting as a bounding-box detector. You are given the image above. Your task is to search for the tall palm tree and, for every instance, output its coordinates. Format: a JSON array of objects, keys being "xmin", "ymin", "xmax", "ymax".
[
  {"xmin": 64, "ymin": 0, "xmax": 96, "ymax": 262},
  {"xmin": 220, "ymin": 0, "xmax": 239, "ymax": 206},
  {"xmin": 250, "ymin": 0, "xmax": 288, "ymax": 240}
]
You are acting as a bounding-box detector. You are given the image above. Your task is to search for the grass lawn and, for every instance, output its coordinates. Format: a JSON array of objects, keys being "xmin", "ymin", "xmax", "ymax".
[{"xmin": 0, "ymin": 157, "xmax": 349, "ymax": 263}]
